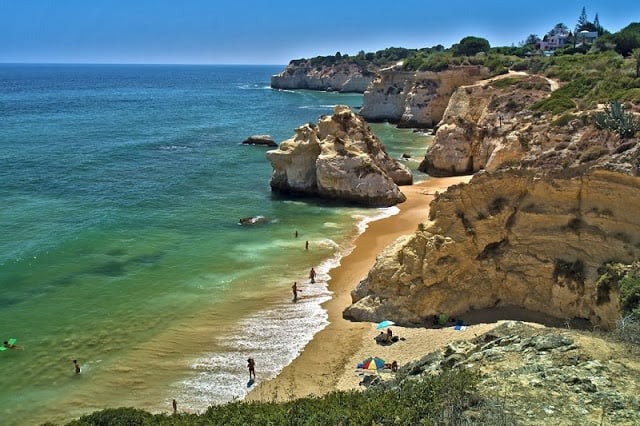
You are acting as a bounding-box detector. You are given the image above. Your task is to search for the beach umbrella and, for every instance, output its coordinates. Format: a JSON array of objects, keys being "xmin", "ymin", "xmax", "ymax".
[
  {"xmin": 360, "ymin": 356, "xmax": 386, "ymax": 372},
  {"xmin": 376, "ymin": 320, "xmax": 395, "ymax": 329}
]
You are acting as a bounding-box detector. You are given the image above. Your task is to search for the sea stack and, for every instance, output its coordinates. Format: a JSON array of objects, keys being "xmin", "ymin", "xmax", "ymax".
[{"xmin": 266, "ymin": 106, "xmax": 412, "ymax": 207}]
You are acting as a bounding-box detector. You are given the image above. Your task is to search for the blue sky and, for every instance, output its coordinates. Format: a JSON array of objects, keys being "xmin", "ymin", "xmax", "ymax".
[{"xmin": 1, "ymin": 1, "xmax": 637, "ymax": 64}]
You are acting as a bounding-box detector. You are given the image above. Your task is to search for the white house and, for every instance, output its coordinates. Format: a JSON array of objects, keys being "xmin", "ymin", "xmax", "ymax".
[
  {"xmin": 537, "ymin": 32, "xmax": 570, "ymax": 51},
  {"xmin": 577, "ymin": 30, "xmax": 598, "ymax": 45}
]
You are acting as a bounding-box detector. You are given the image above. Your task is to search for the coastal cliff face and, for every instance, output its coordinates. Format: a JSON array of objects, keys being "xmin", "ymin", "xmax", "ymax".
[
  {"xmin": 271, "ymin": 60, "xmax": 375, "ymax": 92},
  {"xmin": 345, "ymin": 168, "xmax": 640, "ymax": 329},
  {"xmin": 419, "ymin": 74, "xmax": 554, "ymax": 176},
  {"xmin": 360, "ymin": 66, "xmax": 489, "ymax": 128},
  {"xmin": 266, "ymin": 106, "xmax": 412, "ymax": 207}
]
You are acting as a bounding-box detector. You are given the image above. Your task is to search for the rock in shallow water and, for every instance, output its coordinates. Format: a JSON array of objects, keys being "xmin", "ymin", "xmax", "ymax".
[
  {"xmin": 241, "ymin": 135, "xmax": 278, "ymax": 147},
  {"xmin": 266, "ymin": 105, "xmax": 412, "ymax": 207}
]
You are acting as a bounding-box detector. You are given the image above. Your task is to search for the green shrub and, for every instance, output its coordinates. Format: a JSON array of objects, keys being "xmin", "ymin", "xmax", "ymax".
[
  {"xmin": 66, "ymin": 370, "xmax": 482, "ymax": 425},
  {"xmin": 491, "ymin": 77, "xmax": 522, "ymax": 89},
  {"xmin": 619, "ymin": 271, "xmax": 640, "ymax": 314},
  {"xmin": 531, "ymin": 94, "xmax": 576, "ymax": 115},
  {"xmin": 596, "ymin": 261, "xmax": 640, "ymax": 319},
  {"xmin": 618, "ymin": 88, "xmax": 640, "ymax": 103}
]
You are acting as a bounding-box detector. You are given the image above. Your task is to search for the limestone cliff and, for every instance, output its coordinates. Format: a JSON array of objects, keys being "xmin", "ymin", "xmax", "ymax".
[
  {"xmin": 420, "ymin": 73, "xmax": 554, "ymax": 176},
  {"xmin": 267, "ymin": 106, "xmax": 412, "ymax": 207},
  {"xmin": 360, "ymin": 66, "xmax": 489, "ymax": 128},
  {"xmin": 271, "ymin": 60, "xmax": 375, "ymax": 93},
  {"xmin": 344, "ymin": 168, "xmax": 640, "ymax": 329}
]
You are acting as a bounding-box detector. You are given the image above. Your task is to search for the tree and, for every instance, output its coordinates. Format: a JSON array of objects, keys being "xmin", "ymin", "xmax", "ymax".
[
  {"xmin": 453, "ymin": 36, "xmax": 490, "ymax": 56},
  {"xmin": 576, "ymin": 6, "xmax": 589, "ymax": 31},
  {"xmin": 550, "ymin": 23, "xmax": 569, "ymax": 36},
  {"xmin": 524, "ymin": 34, "xmax": 541, "ymax": 46},
  {"xmin": 593, "ymin": 13, "xmax": 604, "ymax": 35},
  {"xmin": 612, "ymin": 23, "xmax": 640, "ymax": 56}
]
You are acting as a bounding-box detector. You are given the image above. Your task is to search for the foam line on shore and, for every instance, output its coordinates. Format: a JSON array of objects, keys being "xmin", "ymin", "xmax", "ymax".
[
  {"xmin": 174, "ymin": 204, "xmax": 401, "ymax": 410},
  {"xmin": 245, "ymin": 177, "xmax": 472, "ymax": 403}
]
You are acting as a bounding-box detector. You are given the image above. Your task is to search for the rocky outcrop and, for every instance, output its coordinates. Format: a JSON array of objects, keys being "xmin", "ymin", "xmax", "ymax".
[
  {"xmin": 418, "ymin": 73, "xmax": 638, "ymax": 178},
  {"xmin": 344, "ymin": 168, "xmax": 640, "ymax": 329},
  {"xmin": 241, "ymin": 135, "xmax": 277, "ymax": 147},
  {"xmin": 360, "ymin": 66, "xmax": 490, "ymax": 128},
  {"xmin": 393, "ymin": 321, "xmax": 640, "ymax": 425},
  {"xmin": 267, "ymin": 106, "xmax": 412, "ymax": 207},
  {"xmin": 271, "ymin": 60, "xmax": 375, "ymax": 92},
  {"xmin": 238, "ymin": 216, "xmax": 269, "ymax": 225},
  {"xmin": 420, "ymin": 74, "xmax": 553, "ymax": 176}
]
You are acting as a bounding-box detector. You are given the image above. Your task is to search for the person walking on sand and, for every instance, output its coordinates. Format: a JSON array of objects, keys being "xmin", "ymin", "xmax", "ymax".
[
  {"xmin": 172, "ymin": 399, "xmax": 177, "ymax": 414},
  {"xmin": 292, "ymin": 282, "xmax": 300, "ymax": 302},
  {"xmin": 305, "ymin": 240, "xmax": 309, "ymax": 250},
  {"xmin": 247, "ymin": 357, "xmax": 256, "ymax": 380},
  {"xmin": 73, "ymin": 359, "xmax": 81, "ymax": 374},
  {"xmin": 309, "ymin": 267, "xmax": 316, "ymax": 283},
  {"xmin": 295, "ymin": 230, "xmax": 298, "ymax": 238}
]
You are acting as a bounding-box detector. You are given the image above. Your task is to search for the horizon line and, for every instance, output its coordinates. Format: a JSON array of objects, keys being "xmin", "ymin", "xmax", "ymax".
[{"xmin": 0, "ymin": 62, "xmax": 287, "ymax": 67}]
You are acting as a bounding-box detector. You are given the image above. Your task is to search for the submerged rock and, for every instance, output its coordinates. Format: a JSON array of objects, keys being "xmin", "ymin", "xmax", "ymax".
[{"xmin": 238, "ymin": 216, "xmax": 269, "ymax": 225}]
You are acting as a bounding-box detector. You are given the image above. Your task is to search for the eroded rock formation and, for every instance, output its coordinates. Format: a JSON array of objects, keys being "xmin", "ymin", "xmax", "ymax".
[
  {"xmin": 271, "ymin": 60, "xmax": 375, "ymax": 92},
  {"xmin": 360, "ymin": 66, "xmax": 489, "ymax": 128},
  {"xmin": 420, "ymin": 74, "xmax": 553, "ymax": 176},
  {"xmin": 267, "ymin": 106, "xmax": 412, "ymax": 207},
  {"xmin": 345, "ymin": 168, "xmax": 640, "ymax": 329}
]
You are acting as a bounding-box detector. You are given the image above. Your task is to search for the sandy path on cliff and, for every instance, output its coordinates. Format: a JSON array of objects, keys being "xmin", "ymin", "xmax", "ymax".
[{"xmin": 246, "ymin": 176, "xmax": 473, "ymax": 402}]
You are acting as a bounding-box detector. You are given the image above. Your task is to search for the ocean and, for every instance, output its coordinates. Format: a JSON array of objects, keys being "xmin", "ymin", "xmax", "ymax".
[{"xmin": 0, "ymin": 64, "xmax": 430, "ymax": 424}]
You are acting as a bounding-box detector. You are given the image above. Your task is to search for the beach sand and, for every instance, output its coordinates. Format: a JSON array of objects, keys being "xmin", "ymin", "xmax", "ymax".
[{"xmin": 245, "ymin": 175, "xmax": 500, "ymax": 402}]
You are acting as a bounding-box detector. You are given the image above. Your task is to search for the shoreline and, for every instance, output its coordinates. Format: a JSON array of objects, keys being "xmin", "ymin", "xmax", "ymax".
[{"xmin": 246, "ymin": 176, "xmax": 473, "ymax": 402}]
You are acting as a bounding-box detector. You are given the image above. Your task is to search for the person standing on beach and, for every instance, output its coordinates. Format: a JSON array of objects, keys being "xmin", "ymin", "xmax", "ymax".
[
  {"xmin": 292, "ymin": 282, "xmax": 299, "ymax": 302},
  {"xmin": 305, "ymin": 240, "xmax": 309, "ymax": 250},
  {"xmin": 295, "ymin": 230, "xmax": 298, "ymax": 238},
  {"xmin": 172, "ymin": 399, "xmax": 177, "ymax": 414},
  {"xmin": 247, "ymin": 357, "xmax": 256, "ymax": 380},
  {"xmin": 73, "ymin": 359, "xmax": 81, "ymax": 374},
  {"xmin": 309, "ymin": 267, "xmax": 316, "ymax": 283}
]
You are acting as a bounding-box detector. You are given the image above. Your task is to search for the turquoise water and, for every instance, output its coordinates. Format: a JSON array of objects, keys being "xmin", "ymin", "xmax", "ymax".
[{"xmin": 0, "ymin": 64, "xmax": 430, "ymax": 424}]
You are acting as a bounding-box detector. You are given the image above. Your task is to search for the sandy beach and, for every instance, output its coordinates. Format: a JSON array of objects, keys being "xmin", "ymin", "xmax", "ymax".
[{"xmin": 245, "ymin": 175, "xmax": 502, "ymax": 402}]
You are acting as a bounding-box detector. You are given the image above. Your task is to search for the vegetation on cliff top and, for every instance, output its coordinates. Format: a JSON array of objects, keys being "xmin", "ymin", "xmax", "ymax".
[{"xmin": 58, "ymin": 369, "xmax": 486, "ymax": 425}]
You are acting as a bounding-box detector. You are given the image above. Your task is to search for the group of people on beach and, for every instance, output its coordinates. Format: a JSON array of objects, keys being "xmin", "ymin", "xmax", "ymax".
[
  {"xmin": 291, "ymin": 268, "xmax": 318, "ymax": 302},
  {"xmin": 291, "ymin": 230, "xmax": 320, "ymax": 303},
  {"xmin": 244, "ymin": 230, "xmax": 319, "ymax": 389},
  {"xmin": 374, "ymin": 328, "xmax": 399, "ymax": 345}
]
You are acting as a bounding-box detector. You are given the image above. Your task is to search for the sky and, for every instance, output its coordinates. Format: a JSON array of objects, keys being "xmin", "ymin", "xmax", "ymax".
[{"xmin": 0, "ymin": 0, "xmax": 638, "ymax": 65}]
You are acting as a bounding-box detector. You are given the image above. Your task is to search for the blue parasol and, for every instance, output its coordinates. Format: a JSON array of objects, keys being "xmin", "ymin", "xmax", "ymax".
[{"xmin": 375, "ymin": 320, "xmax": 395, "ymax": 329}]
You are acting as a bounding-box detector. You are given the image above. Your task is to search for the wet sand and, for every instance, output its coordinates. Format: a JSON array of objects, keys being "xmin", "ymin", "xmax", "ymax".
[{"xmin": 246, "ymin": 176, "xmax": 475, "ymax": 402}]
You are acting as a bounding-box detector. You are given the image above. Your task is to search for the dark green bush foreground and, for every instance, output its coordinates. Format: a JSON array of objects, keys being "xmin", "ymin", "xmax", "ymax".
[{"xmin": 63, "ymin": 369, "xmax": 482, "ymax": 426}]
